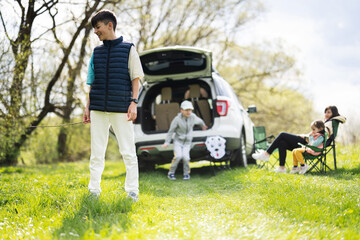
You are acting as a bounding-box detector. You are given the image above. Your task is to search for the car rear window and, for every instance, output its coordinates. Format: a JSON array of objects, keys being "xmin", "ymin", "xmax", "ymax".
[{"xmin": 140, "ymin": 50, "xmax": 207, "ymax": 75}]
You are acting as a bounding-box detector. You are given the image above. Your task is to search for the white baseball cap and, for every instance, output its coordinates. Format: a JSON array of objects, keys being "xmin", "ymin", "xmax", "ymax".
[{"xmin": 180, "ymin": 100, "xmax": 194, "ymax": 110}]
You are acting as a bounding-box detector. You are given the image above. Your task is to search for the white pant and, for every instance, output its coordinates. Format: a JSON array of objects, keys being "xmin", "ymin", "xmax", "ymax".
[{"xmin": 88, "ymin": 110, "xmax": 139, "ymax": 195}]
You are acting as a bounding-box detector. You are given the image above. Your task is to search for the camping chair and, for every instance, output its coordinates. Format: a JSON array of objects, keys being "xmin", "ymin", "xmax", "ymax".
[
  {"xmin": 253, "ymin": 126, "xmax": 277, "ymax": 169},
  {"xmin": 301, "ymin": 119, "xmax": 342, "ymax": 173},
  {"xmin": 299, "ymin": 132, "xmax": 328, "ymax": 174},
  {"xmin": 326, "ymin": 119, "xmax": 341, "ymax": 170},
  {"xmin": 205, "ymin": 136, "xmax": 232, "ymax": 175}
]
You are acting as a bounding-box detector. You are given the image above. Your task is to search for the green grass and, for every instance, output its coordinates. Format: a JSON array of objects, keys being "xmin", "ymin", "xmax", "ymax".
[{"xmin": 1, "ymin": 145, "xmax": 360, "ymax": 239}]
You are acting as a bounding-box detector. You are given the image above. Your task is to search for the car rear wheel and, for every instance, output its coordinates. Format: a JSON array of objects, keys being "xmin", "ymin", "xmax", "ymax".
[{"xmin": 230, "ymin": 133, "xmax": 248, "ymax": 168}]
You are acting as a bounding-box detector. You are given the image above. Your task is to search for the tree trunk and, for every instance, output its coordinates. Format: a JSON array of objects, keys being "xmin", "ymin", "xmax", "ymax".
[
  {"xmin": 0, "ymin": 0, "xmax": 104, "ymax": 165},
  {"xmin": 57, "ymin": 118, "xmax": 70, "ymax": 161},
  {"xmin": 57, "ymin": 24, "xmax": 92, "ymax": 161}
]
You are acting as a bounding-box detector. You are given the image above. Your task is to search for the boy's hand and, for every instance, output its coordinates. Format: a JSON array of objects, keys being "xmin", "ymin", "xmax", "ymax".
[
  {"xmin": 162, "ymin": 144, "xmax": 168, "ymax": 148},
  {"xmin": 127, "ymin": 102, "xmax": 137, "ymax": 121},
  {"xmin": 83, "ymin": 107, "xmax": 91, "ymax": 124},
  {"xmin": 202, "ymin": 125, "xmax": 208, "ymax": 130}
]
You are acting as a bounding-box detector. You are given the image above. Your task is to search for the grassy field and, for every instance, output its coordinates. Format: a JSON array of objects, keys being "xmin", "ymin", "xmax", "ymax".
[{"xmin": 1, "ymin": 145, "xmax": 359, "ymax": 239}]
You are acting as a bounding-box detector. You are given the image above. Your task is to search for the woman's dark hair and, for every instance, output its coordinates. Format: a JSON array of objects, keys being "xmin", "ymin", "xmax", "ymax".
[
  {"xmin": 324, "ymin": 105, "xmax": 340, "ymax": 119},
  {"xmin": 311, "ymin": 120, "xmax": 325, "ymax": 131},
  {"xmin": 91, "ymin": 10, "xmax": 117, "ymax": 31}
]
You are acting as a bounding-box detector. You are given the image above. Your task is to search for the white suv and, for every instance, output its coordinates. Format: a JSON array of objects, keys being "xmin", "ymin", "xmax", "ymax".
[{"xmin": 133, "ymin": 46, "xmax": 256, "ymax": 170}]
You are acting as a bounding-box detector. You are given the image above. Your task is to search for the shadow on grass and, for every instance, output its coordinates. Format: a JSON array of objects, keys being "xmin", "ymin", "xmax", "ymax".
[
  {"xmin": 53, "ymin": 194, "xmax": 133, "ymax": 239},
  {"xmin": 102, "ymin": 161, "xmax": 229, "ymax": 180},
  {"xmin": 154, "ymin": 161, "xmax": 236, "ymax": 176},
  {"xmin": 322, "ymin": 165, "xmax": 360, "ymax": 180},
  {"xmin": 138, "ymin": 163, "xmax": 249, "ymax": 198}
]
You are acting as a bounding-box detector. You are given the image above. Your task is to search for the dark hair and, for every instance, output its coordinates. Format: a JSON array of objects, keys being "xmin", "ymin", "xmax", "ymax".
[
  {"xmin": 311, "ymin": 120, "xmax": 325, "ymax": 130},
  {"xmin": 91, "ymin": 10, "xmax": 117, "ymax": 31},
  {"xmin": 324, "ymin": 105, "xmax": 340, "ymax": 119}
]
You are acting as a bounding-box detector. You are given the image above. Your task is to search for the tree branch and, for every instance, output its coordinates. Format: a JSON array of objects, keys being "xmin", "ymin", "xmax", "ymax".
[
  {"xmin": 35, "ymin": 0, "xmax": 59, "ymax": 16},
  {"xmin": 149, "ymin": 0, "xmax": 175, "ymax": 47},
  {"xmin": 31, "ymin": 19, "xmax": 73, "ymax": 43},
  {"xmin": 44, "ymin": 0, "xmax": 103, "ymax": 106},
  {"xmin": 0, "ymin": 11, "xmax": 12, "ymax": 42}
]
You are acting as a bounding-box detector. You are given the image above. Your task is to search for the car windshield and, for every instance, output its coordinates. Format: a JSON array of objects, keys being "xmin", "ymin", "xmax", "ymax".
[{"xmin": 141, "ymin": 50, "xmax": 207, "ymax": 75}]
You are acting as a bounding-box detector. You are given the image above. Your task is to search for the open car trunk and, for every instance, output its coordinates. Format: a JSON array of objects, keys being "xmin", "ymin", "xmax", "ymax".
[
  {"xmin": 139, "ymin": 46, "xmax": 212, "ymax": 82},
  {"xmin": 139, "ymin": 46, "xmax": 214, "ymax": 133},
  {"xmin": 139, "ymin": 79, "xmax": 214, "ymax": 133}
]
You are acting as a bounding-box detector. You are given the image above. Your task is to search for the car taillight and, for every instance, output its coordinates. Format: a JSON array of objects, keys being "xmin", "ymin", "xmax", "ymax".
[
  {"xmin": 139, "ymin": 147, "xmax": 155, "ymax": 151},
  {"xmin": 216, "ymin": 100, "xmax": 229, "ymax": 116}
]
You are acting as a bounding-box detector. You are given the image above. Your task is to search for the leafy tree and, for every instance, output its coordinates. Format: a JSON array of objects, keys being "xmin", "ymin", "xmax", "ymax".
[
  {"xmin": 218, "ymin": 42, "xmax": 315, "ymax": 135},
  {"xmin": 0, "ymin": 0, "xmax": 319, "ymax": 166},
  {"xmin": 117, "ymin": 0, "xmax": 263, "ymax": 51},
  {"xmin": 0, "ymin": 0, "xmax": 108, "ymax": 165},
  {"xmin": 117, "ymin": 0, "xmax": 315, "ymax": 135},
  {"xmin": 52, "ymin": 0, "xmax": 264, "ymax": 161},
  {"xmin": 55, "ymin": 25, "xmax": 93, "ymax": 161}
]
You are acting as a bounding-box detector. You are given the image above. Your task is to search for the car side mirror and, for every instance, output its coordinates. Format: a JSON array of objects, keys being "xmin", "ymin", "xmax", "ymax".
[{"xmin": 247, "ymin": 105, "xmax": 257, "ymax": 114}]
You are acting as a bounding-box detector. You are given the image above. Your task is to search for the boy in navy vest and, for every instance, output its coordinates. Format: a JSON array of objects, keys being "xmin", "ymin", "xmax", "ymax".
[{"xmin": 83, "ymin": 10, "xmax": 143, "ymax": 202}]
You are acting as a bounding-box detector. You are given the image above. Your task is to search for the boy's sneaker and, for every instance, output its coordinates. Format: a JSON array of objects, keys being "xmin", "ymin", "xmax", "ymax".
[
  {"xmin": 290, "ymin": 167, "xmax": 300, "ymax": 174},
  {"xmin": 183, "ymin": 174, "xmax": 190, "ymax": 180},
  {"xmin": 127, "ymin": 192, "xmax": 139, "ymax": 202},
  {"xmin": 274, "ymin": 167, "xmax": 287, "ymax": 173},
  {"xmin": 168, "ymin": 173, "xmax": 176, "ymax": 180},
  {"xmin": 252, "ymin": 150, "xmax": 269, "ymax": 162},
  {"xmin": 299, "ymin": 164, "xmax": 309, "ymax": 174}
]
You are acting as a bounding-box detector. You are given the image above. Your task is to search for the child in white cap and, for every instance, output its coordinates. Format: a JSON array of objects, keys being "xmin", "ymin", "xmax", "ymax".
[{"xmin": 162, "ymin": 100, "xmax": 208, "ymax": 180}]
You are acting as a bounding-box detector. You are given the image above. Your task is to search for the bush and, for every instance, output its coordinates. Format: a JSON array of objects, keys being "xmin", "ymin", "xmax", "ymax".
[
  {"xmin": 20, "ymin": 116, "xmax": 121, "ymax": 164},
  {"xmin": 21, "ymin": 118, "xmax": 60, "ymax": 164}
]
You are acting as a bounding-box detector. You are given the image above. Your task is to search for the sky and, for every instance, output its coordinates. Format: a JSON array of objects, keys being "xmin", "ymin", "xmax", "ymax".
[{"xmin": 239, "ymin": 0, "xmax": 360, "ymax": 119}]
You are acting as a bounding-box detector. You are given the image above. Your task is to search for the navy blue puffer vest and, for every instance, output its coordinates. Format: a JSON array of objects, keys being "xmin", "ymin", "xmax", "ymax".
[{"xmin": 89, "ymin": 36, "xmax": 133, "ymax": 113}]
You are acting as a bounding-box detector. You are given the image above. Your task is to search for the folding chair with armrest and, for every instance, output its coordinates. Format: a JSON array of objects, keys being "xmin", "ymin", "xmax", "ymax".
[
  {"xmin": 327, "ymin": 119, "xmax": 341, "ymax": 170},
  {"xmin": 299, "ymin": 132, "xmax": 328, "ymax": 174},
  {"xmin": 253, "ymin": 126, "xmax": 277, "ymax": 169},
  {"xmin": 301, "ymin": 119, "xmax": 343, "ymax": 174},
  {"xmin": 205, "ymin": 136, "xmax": 232, "ymax": 175}
]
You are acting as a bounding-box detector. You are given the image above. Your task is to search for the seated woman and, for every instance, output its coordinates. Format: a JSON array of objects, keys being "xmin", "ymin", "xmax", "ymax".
[
  {"xmin": 324, "ymin": 105, "xmax": 346, "ymax": 144},
  {"xmin": 252, "ymin": 105, "xmax": 346, "ymax": 173}
]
